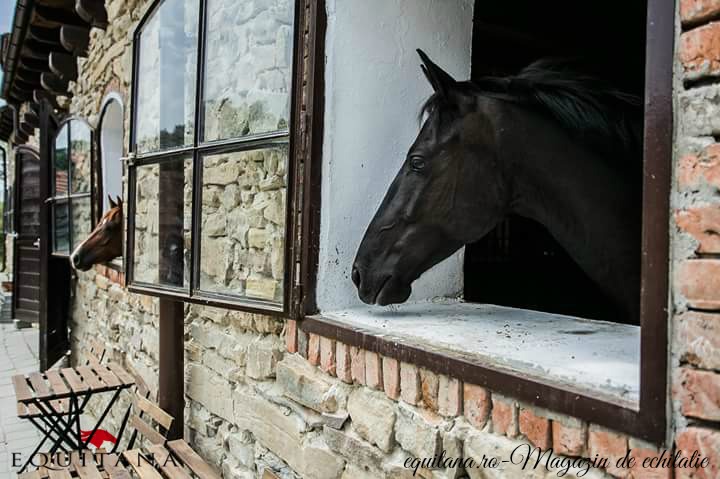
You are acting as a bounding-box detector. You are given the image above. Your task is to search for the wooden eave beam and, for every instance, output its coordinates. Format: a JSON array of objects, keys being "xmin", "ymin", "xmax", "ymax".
[
  {"xmin": 33, "ymin": 89, "xmax": 61, "ymax": 109},
  {"xmin": 49, "ymin": 51, "xmax": 78, "ymax": 81},
  {"xmin": 60, "ymin": 25, "xmax": 90, "ymax": 56},
  {"xmin": 15, "ymin": 69, "xmax": 42, "ymax": 85},
  {"xmin": 19, "ymin": 57, "xmax": 52, "ymax": 73},
  {"xmin": 75, "ymin": 0, "xmax": 108, "ymax": 30},
  {"xmin": 23, "ymin": 111, "xmax": 40, "ymax": 129},
  {"xmin": 19, "ymin": 121, "xmax": 35, "ymax": 137},
  {"xmin": 28, "ymin": 26, "xmax": 62, "ymax": 45},
  {"xmin": 40, "ymin": 71, "xmax": 69, "ymax": 95},
  {"xmin": 34, "ymin": 4, "xmax": 90, "ymax": 28}
]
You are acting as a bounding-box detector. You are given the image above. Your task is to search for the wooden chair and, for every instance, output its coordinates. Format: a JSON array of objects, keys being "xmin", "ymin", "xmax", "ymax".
[
  {"xmin": 15, "ymin": 339, "xmax": 108, "ymax": 427},
  {"xmin": 19, "ymin": 391, "xmax": 173, "ymax": 479}
]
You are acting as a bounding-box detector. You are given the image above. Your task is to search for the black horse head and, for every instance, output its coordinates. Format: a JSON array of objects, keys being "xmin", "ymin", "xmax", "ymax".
[
  {"xmin": 352, "ymin": 51, "xmax": 509, "ymax": 306},
  {"xmin": 352, "ymin": 50, "xmax": 641, "ymax": 320}
]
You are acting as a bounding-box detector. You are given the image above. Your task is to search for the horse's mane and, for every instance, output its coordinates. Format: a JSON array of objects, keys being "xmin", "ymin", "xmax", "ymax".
[{"xmin": 422, "ymin": 59, "xmax": 643, "ymax": 160}]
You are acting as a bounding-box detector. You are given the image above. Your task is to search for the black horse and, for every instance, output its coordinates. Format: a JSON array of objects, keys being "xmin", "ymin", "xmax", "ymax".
[{"xmin": 352, "ymin": 50, "xmax": 642, "ymax": 323}]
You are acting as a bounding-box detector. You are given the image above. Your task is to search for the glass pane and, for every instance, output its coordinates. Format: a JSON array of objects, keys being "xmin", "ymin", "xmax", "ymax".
[
  {"xmin": 70, "ymin": 121, "xmax": 92, "ymax": 193},
  {"xmin": 133, "ymin": 156, "xmax": 193, "ymax": 288},
  {"xmin": 135, "ymin": 0, "xmax": 199, "ymax": 153},
  {"xmin": 199, "ymin": 145, "xmax": 288, "ymax": 304},
  {"xmin": 53, "ymin": 201, "xmax": 70, "ymax": 254},
  {"xmin": 71, "ymin": 197, "xmax": 92, "ymax": 251},
  {"xmin": 203, "ymin": 0, "xmax": 293, "ymax": 141},
  {"xmin": 54, "ymin": 124, "xmax": 69, "ymax": 196}
]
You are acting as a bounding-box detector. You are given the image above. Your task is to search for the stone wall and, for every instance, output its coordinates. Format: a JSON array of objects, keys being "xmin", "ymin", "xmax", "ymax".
[{"xmin": 60, "ymin": 1, "xmax": 720, "ymax": 479}]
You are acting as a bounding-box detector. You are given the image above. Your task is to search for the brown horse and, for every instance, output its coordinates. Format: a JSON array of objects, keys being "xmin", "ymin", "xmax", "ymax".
[{"xmin": 70, "ymin": 196, "xmax": 123, "ymax": 271}]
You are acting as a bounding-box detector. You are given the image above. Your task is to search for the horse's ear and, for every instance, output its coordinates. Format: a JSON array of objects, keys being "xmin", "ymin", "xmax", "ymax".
[
  {"xmin": 116, "ymin": 196, "xmax": 123, "ymax": 209},
  {"xmin": 417, "ymin": 49, "xmax": 457, "ymax": 98},
  {"xmin": 108, "ymin": 195, "xmax": 117, "ymax": 209}
]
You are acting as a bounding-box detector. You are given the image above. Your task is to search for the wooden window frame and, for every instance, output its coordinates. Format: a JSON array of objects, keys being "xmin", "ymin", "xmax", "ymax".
[
  {"xmin": 48, "ymin": 117, "xmax": 94, "ymax": 257},
  {"xmin": 125, "ymin": 0, "xmax": 310, "ymax": 316},
  {"xmin": 298, "ymin": 0, "xmax": 672, "ymax": 444}
]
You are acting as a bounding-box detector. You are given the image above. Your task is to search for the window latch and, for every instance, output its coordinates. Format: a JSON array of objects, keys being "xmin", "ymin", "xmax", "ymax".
[{"xmin": 121, "ymin": 153, "xmax": 137, "ymax": 166}]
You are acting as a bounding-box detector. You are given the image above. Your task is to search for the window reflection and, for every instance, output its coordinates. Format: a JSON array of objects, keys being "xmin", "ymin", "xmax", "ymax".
[
  {"xmin": 133, "ymin": 157, "xmax": 193, "ymax": 288},
  {"xmin": 135, "ymin": 0, "xmax": 198, "ymax": 153},
  {"xmin": 203, "ymin": 0, "xmax": 293, "ymax": 141},
  {"xmin": 199, "ymin": 146, "xmax": 288, "ymax": 303}
]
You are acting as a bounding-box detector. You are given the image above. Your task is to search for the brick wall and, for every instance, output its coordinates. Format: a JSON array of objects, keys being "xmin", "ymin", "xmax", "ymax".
[
  {"xmin": 60, "ymin": 1, "xmax": 720, "ymax": 478},
  {"xmin": 672, "ymin": 1, "xmax": 720, "ymax": 477}
]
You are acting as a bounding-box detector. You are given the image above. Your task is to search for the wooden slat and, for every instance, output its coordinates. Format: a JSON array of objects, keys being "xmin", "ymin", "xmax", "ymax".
[
  {"xmin": 76, "ymin": 366, "xmax": 104, "ymax": 390},
  {"xmin": 28, "ymin": 372, "xmax": 52, "ymax": 400},
  {"xmin": 122, "ymin": 450, "xmax": 163, "ymax": 479},
  {"xmin": 128, "ymin": 415, "xmax": 166, "ymax": 445},
  {"xmin": 106, "ymin": 363, "xmax": 135, "ymax": 387},
  {"xmin": 12, "ymin": 374, "xmax": 34, "ymax": 401},
  {"xmin": 134, "ymin": 393, "xmax": 173, "ymax": 430},
  {"xmin": 45, "ymin": 369, "xmax": 71, "ymax": 397},
  {"xmin": 18, "ymin": 471, "xmax": 42, "ymax": 479},
  {"xmin": 72, "ymin": 452, "xmax": 104, "ymax": 479},
  {"xmin": 167, "ymin": 440, "xmax": 221, "ymax": 479},
  {"xmin": 17, "ymin": 400, "xmax": 27, "ymax": 417},
  {"xmin": 91, "ymin": 363, "xmax": 120, "ymax": 388},
  {"xmin": 101, "ymin": 454, "xmax": 131, "ymax": 479},
  {"xmin": 147, "ymin": 444, "xmax": 192, "ymax": 479},
  {"xmin": 60, "ymin": 368, "xmax": 89, "ymax": 393},
  {"xmin": 47, "ymin": 470, "xmax": 72, "ymax": 479}
]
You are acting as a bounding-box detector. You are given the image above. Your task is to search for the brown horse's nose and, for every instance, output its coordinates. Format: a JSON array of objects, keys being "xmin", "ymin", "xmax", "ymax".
[
  {"xmin": 351, "ymin": 264, "xmax": 362, "ymax": 289},
  {"xmin": 71, "ymin": 254, "xmax": 81, "ymax": 269}
]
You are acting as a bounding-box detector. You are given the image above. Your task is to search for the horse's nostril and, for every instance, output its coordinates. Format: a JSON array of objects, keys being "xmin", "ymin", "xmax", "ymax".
[
  {"xmin": 351, "ymin": 265, "xmax": 361, "ymax": 287},
  {"xmin": 72, "ymin": 255, "xmax": 81, "ymax": 267}
]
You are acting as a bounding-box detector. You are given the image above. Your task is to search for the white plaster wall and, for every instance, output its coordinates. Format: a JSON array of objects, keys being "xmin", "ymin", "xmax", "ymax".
[{"xmin": 317, "ymin": 0, "xmax": 474, "ymax": 312}]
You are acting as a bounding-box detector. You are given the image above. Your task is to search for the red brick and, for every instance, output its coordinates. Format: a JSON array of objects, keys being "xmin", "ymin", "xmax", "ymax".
[
  {"xmin": 308, "ymin": 334, "xmax": 320, "ymax": 366},
  {"xmin": 681, "ymin": 0, "xmax": 720, "ymax": 25},
  {"xmin": 400, "ymin": 362, "xmax": 421, "ymax": 405},
  {"xmin": 419, "ymin": 368, "xmax": 439, "ymax": 411},
  {"xmin": 438, "ymin": 376, "xmax": 462, "ymax": 417},
  {"xmin": 350, "ymin": 347, "xmax": 365, "ymax": 385},
  {"xmin": 365, "ymin": 351, "xmax": 382, "ymax": 390},
  {"xmin": 285, "ymin": 320, "xmax": 298, "ymax": 353},
  {"xmin": 107, "ymin": 268, "xmax": 119, "ymax": 283},
  {"xmin": 678, "ymin": 145, "xmax": 720, "ymax": 191},
  {"xmin": 382, "ymin": 356, "xmax": 400, "ymax": 400},
  {"xmin": 519, "ymin": 408, "xmax": 552, "ymax": 449},
  {"xmin": 118, "ymin": 272, "xmax": 126, "ymax": 285},
  {"xmin": 588, "ymin": 426, "xmax": 629, "ymax": 478},
  {"xmin": 676, "ymin": 205, "xmax": 720, "ymax": 253},
  {"xmin": 674, "ymin": 367, "xmax": 720, "ymax": 421},
  {"xmin": 491, "ymin": 395, "xmax": 518, "ymax": 438},
  {"xmin": 629, "ymin": 446, "xmax": 673, "ymax": 479},
  {"xmin": 552, "ymin": 419, "xmax": 586, "ymax": 457},
  {"xmin": 675, "ymin": 427, "xmax": 720, "ymax": 479},
  {"xmin": 320, "ymin": 337, "xmax": 336, "ymax": 375},
  {"xmin": 680, "ymin": 22, "xmax": 720, "ymax": 78},
  {"xmin": 463, "ymin": 383, "xmax": 490, "ymax": 429},
  {"xmin": 677, "ymin": 259, "xmax": 720, "ymax": 310},
  {"xmin": 676, "ymin": 312, "xmax": 720, "ymax": 370},
  {"xmin": 335, "ymin": 342, "xmax": 352, "ymax": 383}
]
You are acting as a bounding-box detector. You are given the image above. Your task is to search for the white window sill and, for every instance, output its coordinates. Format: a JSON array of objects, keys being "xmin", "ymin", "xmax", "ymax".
[{"xmin": 320, "ymin": 298, "xmax": 639, "ymax": 407}]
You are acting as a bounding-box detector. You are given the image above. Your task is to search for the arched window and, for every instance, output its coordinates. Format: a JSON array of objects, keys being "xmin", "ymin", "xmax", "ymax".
[
  {"xmin": 99, "ymin": 96, "xmax": 124, "ymax": 212},
  {"xmin": 50, "ymin": 119, "xmax": 93, "ymax": 254}
]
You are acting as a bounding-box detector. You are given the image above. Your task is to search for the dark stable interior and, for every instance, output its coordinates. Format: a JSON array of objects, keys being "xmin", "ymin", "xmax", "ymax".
[{"xmin": 464, "ymin": 1, "xmax": 647, "ymax": 323}]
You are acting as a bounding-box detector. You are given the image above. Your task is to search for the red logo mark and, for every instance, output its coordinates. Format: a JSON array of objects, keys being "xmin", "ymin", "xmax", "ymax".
[{"xmin": 80, "ymin": 429, "xmax": 117, "ymax": 448}]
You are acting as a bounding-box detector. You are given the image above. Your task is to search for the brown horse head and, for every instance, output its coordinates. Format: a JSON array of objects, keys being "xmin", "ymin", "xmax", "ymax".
[{"xmin": 70, "ymin": 196, "xmax": 123, "ymax": 271}]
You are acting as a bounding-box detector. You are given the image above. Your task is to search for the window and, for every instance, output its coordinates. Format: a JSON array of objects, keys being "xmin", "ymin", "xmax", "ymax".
[
  {"xmin": 50, "ymin": 119, "xmax": 93, "ymax": 255},
  {"xmin": 99, "ymin": 96, "xmax": 124, "ymax": 213},
  {"xmin": 127, "ymin": 0, "xmax": 298, "ymax": 313},
  {"xmin": 300, "ymin": 0, "xmax": 672, "ymax": 443}
]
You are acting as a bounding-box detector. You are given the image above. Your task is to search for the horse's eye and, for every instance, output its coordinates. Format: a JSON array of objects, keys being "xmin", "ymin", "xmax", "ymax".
[{"xmin": 409, "ymin": 156, "xmax": 426, "ymax": 172}]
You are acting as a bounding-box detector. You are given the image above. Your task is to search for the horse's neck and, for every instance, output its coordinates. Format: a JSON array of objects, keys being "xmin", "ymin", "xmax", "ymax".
[{"xmin": 499, "ymin": 105, "xmax": 641, "ymax": 318}]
